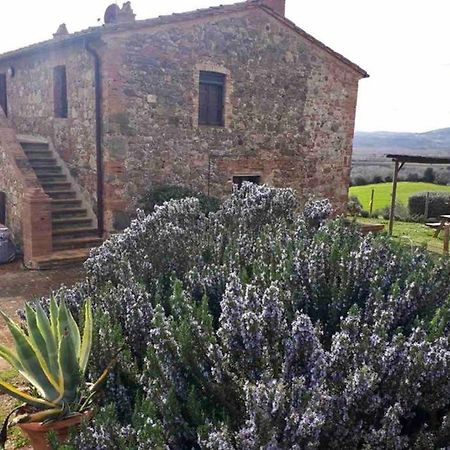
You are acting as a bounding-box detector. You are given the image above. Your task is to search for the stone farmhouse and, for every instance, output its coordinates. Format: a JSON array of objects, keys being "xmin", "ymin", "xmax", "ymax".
[{"xmin": 0, "ymin": 0, "xmax": 367, "ymax": 268}]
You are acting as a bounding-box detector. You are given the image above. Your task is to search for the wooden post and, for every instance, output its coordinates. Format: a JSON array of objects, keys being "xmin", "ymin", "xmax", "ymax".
[
  {"xmin": 388, "ymin": 160, "xmax": 400, "ymax": 236},
  {"xmin": 424, "ymin": 192, "xmax": 430, "ymax": 219},
  {"xmin": 444, "ymin": 224, "xmax": 450, "ymax": 255},
  {"xmin": 369, "ymin": 189, "xmax": 375, "ymax": 216}
]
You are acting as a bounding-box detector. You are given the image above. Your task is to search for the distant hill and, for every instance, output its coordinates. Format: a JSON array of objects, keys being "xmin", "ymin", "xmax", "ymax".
[
  {"xmin": 353, "ymin": 128, "xmax": 450, "ymax": 155},
  {"xmin": 351, "ymin": 128, "xmax": 450, "ymax": 183}
]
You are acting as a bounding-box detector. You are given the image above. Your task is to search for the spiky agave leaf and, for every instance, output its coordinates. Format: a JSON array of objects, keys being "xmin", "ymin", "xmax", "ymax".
[
  {"xmin": 0, "ymin": 380, "xmax": 56, "ymax": 409},
  {"xmin": 58, "ymin": 303, "xmax": 81, "ymax": 404},
  {"xmin": 24, "ymin": 305, "xmax": 62, "ymax": 396},
  {"xmin": 35, "ymin": 303, "xmax": 59, "ymax": 379},
  {"xmin": 0, "ymin": 312, "xmax": 60, "ymax": 402},
  {"xmin": 79, "ymin": 299, "xmax": 93, "ymax": 375}
]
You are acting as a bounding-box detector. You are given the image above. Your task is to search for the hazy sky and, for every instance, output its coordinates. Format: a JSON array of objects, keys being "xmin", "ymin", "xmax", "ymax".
[{"xmin": 1, "ymin": 0, "xmax": 449, "ymax": 133}]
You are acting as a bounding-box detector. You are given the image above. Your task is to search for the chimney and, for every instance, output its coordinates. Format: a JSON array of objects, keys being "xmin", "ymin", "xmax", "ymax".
[{"xmin": 259, "ymin": 0, "xmax": 286, "ymax": 17}]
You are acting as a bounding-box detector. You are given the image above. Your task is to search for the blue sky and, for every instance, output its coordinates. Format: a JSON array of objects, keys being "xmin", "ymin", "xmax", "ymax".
[{"xmin": 1, "ymin": 0, "xmax": 450, "ymax": 133}]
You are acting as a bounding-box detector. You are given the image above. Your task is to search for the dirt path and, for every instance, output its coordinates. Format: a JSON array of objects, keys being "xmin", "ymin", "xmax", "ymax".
[{"xmin": 0, "ymin": 260, "xmax": 84, "ymax": 370}]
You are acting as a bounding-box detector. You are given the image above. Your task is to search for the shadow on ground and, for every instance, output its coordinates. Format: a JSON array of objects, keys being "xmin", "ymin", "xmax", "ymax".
[{"xmin": 0, "ymin": 259, "xmax": 84, "ymax": 370}]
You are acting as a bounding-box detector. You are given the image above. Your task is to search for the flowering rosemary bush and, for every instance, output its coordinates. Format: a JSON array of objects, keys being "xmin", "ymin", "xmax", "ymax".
[{"xmin": 43, "ymin": 184, "xmax": 450, "ymax": 449}]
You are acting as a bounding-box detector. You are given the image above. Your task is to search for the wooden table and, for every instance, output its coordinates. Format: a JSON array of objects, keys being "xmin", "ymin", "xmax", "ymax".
[{"xmin": 431, "ymin": 215, "xmax": 450, "ymax": 238}]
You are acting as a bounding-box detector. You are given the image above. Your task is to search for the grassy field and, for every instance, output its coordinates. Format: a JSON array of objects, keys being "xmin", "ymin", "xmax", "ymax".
[
  {"xmin": 349, "ymin": 182, "xmax": 450, "ymax": 211},
  {"xmin": 356, "ymin": 217, "xmax": 446, "ymax": 254}
]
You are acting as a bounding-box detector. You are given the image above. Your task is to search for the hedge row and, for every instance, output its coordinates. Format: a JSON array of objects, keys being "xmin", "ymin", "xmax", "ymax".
[{"xmin": 408, "ymin": 191, "xmax": 450, "ymax": 217}]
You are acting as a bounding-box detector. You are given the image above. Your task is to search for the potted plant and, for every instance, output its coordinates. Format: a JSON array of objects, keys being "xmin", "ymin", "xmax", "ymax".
[{"xmin": 0, "ymin": 297, "xmax": 116, "ymax": 450}]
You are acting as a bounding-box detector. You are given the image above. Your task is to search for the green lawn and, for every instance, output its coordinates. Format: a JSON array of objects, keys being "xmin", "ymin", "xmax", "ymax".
[
  {"xmin": 357, "ymin": 217, "xmax": 446, "ymax": 254},
  {"xmin": 349, "ymin": 182, "xmax": 450, "ymax": 211}
]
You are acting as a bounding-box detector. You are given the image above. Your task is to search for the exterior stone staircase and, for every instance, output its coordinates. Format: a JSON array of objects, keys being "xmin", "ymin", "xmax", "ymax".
[{"xmin": 20, "ymin": 138, "xmax": 102, "ymax": 259}]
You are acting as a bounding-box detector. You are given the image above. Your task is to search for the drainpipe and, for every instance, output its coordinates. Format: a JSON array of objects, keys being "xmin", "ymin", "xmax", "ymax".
[{"xmin": 85, "ymin": 39, "xmax": 104, "ymax": 238}]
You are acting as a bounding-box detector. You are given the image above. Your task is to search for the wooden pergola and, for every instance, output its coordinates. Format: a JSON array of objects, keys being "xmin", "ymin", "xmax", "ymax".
[{"xmin": 387, "ymin": 154, "xmax": 450, "ymax": 235}]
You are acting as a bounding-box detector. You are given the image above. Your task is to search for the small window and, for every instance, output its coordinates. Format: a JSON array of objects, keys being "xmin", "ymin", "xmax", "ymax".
[
  {"xmin": 0, "ymin": 191, "xmax": 5, "ymax": 224},
  {"xmin": 199, "ymin": 71, "xmax": 225, "ymax": 126},
  {"xmin": 53, "ymin": 66, "xmax": 68, "ymax": 118},
  {"xmin": 0, "ymin": 74, "xmax": 7, "ymax": 117},
  {"xmin": 233, "ymin": 175, "xmax": 261, "ymax": 188}
]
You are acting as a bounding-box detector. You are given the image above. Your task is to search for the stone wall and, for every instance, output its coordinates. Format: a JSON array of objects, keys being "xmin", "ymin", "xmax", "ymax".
[
  {"xmin": 0, "ymin": 119, "xmax": 25, "ymax": 242},
  {"xmin": 100, "ymin": 8, "xmax": 363, "ymax": 229},
  {"xmin": 0, "ymin": 44, "xmax": 98, "ymax": 210},
  {"xmin": 0, "ymin": 109, "xmax": 46, "ymax": 247}
]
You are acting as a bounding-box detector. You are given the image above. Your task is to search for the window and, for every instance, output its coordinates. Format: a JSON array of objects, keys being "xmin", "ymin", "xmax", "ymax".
[
  {"xmin": 0, "ymin": 191, "xmax": 5, "ymax": 225},
  {"xmin": 233, "ymin": 175, "xmax": 261, "ymax": 188},
  {"xmin": 53, "ymin": 66, "xmax": 68, "ymax": 118},
  {"xmin": 199, "ymin": 71, "xmax": 225, "ymax": 126},
  {"xmin": 0, "ymin": 74, "xmax": 7, "ymax": 117}
]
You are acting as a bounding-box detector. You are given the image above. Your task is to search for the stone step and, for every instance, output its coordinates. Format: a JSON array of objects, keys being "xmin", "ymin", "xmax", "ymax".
[
  {"xmin": 27, "ymin": 156, "xmax": 56, "ymax": 163},
  {"xmin": 52, "ymin": 199, "xmax": 83, "ymax": 208},
  {"xmin": 41, "ymin": 181, "xmax": 72, "ymax": 190},
  {"xmin": 53, "ymin": 236, "xmax": 103, "ymax": 251},
  {"xmin": 53, "ymin": 226, "xmax": 99, "ymax": 239},
  {"xmin": 37, "ymin": 174, "xmax": 68, "ymax": 182},
  {"xmin": 45, "ymin": 190, "xmax": 77, "ymax": 199},
  {"xmin": 20, "ymin": 142, "xmax": 49, "ymax": 150},
  {"xmin": 29, "ymin": 160, "xmax": 58, "ymax": 168},
  {"xmin": 52, "ymin": 207, "xmax": 88, "ymax": 218},
  {"xmin": 31, "ymin": 248, "xmax": 93, "ymax": 269},
  {"xmin": 23, "ymin": 149, "xmax": 52, "ymax": 157},
  {"xmin": 52, "ymin": 217, "xmax": 93, "ymax": 229},
  {"xmin": 34, "ymin": 166, "xmax": 62, "ymax": 174}
]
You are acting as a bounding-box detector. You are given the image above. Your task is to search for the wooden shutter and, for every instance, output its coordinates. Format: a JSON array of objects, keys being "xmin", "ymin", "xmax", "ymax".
[
  {"xmin": 198, "ymin": 72, "xmax": 225, "ymax": 126},
  {"xmin": 54, "ymin": 66, "xmax": 68, "ymax": 118},
  {"xmin": 199, "ymin": 83, "xmax": 209, "ymax": 125},
  {"xmin": 0, "ymin": 74, "xmax": 7, "ymax": 117}
]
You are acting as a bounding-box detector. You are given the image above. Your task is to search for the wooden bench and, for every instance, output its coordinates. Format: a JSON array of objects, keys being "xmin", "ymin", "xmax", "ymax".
[{"xmin": 358, "ymin": 223, "xmax": 385, "ymax": 235}]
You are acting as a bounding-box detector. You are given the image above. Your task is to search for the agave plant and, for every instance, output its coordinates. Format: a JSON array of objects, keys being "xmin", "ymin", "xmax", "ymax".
[{"xmin": 0, "ymin": 297, "xmax": 115, "ymax": 445}]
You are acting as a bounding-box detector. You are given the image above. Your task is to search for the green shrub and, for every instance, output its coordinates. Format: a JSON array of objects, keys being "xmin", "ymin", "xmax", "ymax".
[
  {"xmin": 375, "ymin": 202, "xmax": 410, "ymax": 221},
  {"xmin": 360, "ymin": 210, "xmax": 370, "ymax": 218},
  {"xmin": 408, "ymin": 191, "xmax": 450, "ymax": 218},
  {"xmin": 33, "ymin": 184, "xmax": 450, "ymax": 449},
  {"xmin": 372, "ymin": 175, "xmax": 383, "ymax": 184},
  {"xmin": 406, "ymin": 172, "xmax": 420, "ymax": 182},
  {"xmin": 347, "ymin": 195, "xmax": 363, "ymax": 216},
  {"xmin": 353, "ymin": 176, "xmax": 368, "ymax": 186},
  {"xmin": 139, "ymin": 184, "xmax": 221, "ymax": 215}
]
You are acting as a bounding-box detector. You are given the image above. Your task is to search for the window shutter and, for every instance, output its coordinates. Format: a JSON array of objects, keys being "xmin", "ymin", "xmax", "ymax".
[
  {"xmin": 199, "ymin": 83, "xmax": 209, "ymax": 125},
  {"xmin": 54, "ymin": 66, "xmax": 68, "ymax": 118},
  {"xmin": 198, "ymin": 71, "xmax": 225, "ymax": 126},
  {"xmin": 207, "ymin": 84, "xmax": 223, "ymax": 126},
  {"xmin": 0, "ymin": 74, "xmax": 7, "ymax": 117}
]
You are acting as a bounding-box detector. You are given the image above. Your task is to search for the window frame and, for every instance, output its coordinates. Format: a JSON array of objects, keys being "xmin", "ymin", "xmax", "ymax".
[
  {"xmin": 0, "ymin": 73, "xmax": 7, "ymax": 117},
  {"xmin": 53, "ymin": 65, "xmax": 68, "ymax": 119},
  {"xmin": 198, "ymin": 71, "xmax": 226, "ymax": 127}
]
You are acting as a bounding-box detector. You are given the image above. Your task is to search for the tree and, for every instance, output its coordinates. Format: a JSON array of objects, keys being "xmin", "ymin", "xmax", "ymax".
[{"xmin": 423, "ymin": 167, "xmax": 436, "ymax": 183}]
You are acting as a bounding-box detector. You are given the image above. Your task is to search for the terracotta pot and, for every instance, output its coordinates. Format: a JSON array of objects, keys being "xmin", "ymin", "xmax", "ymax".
[{"xmin": 17, "ymin": 413, "xmax": 90, "ymax": 450}]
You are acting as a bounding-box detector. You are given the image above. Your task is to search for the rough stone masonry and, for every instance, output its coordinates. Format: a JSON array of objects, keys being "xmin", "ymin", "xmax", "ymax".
[{"xmin": 0, "ymin": 0, "xmax": 367, "ymax": 240}]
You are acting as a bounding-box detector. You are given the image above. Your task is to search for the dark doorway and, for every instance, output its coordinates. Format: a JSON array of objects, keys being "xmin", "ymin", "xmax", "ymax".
[
  {"xmin": 0, "ymin": 74, "xmax": 7, "ymax": 116},
  {"xmin": 233, "ymin": 175, "xmax": 261, "ymax": 188},
  {"xmin": 0, "ymin": 192, "xmax": 6, "ymax": 224}
]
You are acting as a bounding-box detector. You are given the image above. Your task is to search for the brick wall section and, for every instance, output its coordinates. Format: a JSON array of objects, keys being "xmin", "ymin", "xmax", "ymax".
[
  {"xmin": 0, "ymin": 44, "xmax": 98, "ymax": 211},
  {"xmin": 100, "ymin": 8, "xmax": 362, "ymax": 229},
  {"xmin": 0, "ymin": 109, "xmax": 52, "ymax": 261}
]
